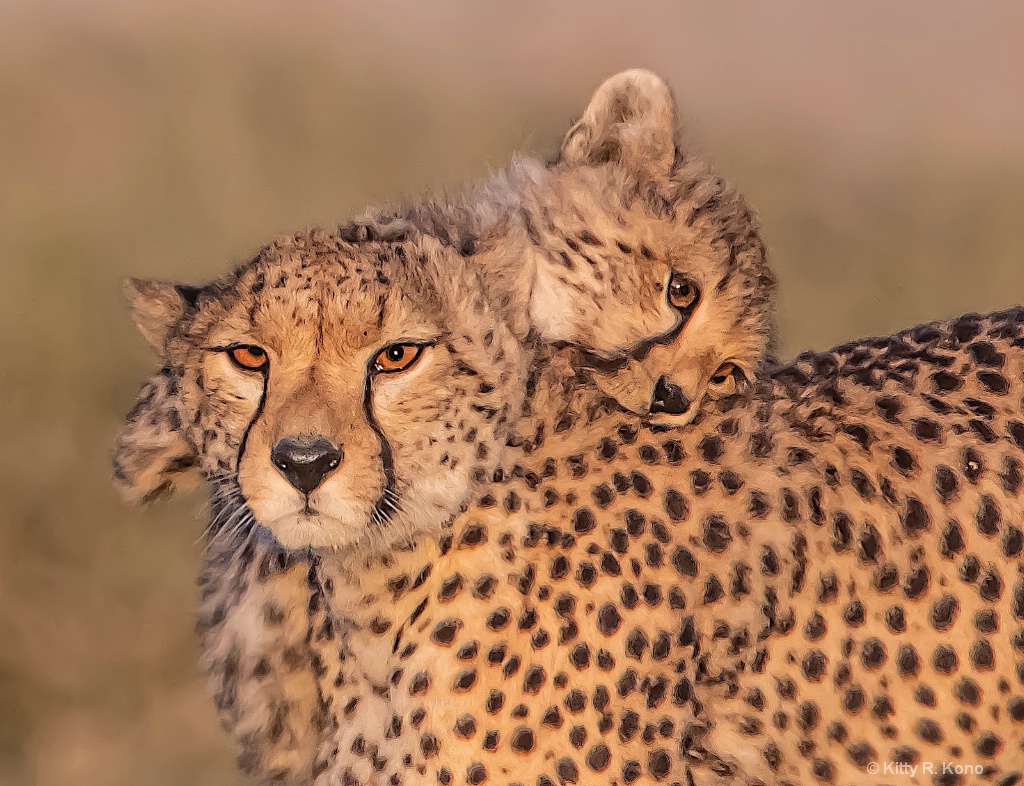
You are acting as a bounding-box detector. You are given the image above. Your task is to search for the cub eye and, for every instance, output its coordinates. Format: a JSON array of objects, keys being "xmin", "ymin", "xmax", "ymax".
[
  {"xmin": 374, "ymin": 343, "xmax": 425, "ymax": 374},
  {"xmin": 667, "ymin": 272, "xmax": 700, "ymax": 311},
  {"xmin": 708, "ymin": 362, "xmax": 743, "ymax": 397},
  {"xmin": 227, "ymin": 345, "xmax": 269, "ymax": 371}
]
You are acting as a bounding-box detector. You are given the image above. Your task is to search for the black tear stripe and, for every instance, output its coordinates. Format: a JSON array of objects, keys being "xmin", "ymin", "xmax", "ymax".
[
  {"xmin": 364, "ymin": 371, "xmax": 399, "ymax": 523},
  {"xmin": 553, "ymin": 309, "xmax": 690, "ymax": 376},
  {"xmin": 235, "ymin": 373, "xmax": 269, "ymax": 486}
]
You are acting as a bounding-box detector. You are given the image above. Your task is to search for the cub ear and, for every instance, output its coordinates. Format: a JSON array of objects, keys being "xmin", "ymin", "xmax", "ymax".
[
  {"xmin": 126, "ymin": 278, "xmax": 203, "ymax": 353},
  {"xmin": 112, "ymin": 370, "xmax": 200, "ymax": 504},
  {"xmin": 561, "ymin": 68, "xmax": 677, "ymax": 175}
]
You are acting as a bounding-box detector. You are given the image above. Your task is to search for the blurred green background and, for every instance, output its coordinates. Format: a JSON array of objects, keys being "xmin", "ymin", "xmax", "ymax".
[{"xmin": 1, "ymin": 1, "xmax": 1023, "ymax": 783}]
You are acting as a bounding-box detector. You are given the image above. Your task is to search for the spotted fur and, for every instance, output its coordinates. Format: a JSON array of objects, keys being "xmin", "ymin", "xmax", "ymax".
[
  {"xmin": 198, "ymin": 306, "xmax": 1024, "ymax": 786},
  {"xmin": 115, "ymin": 71, "xmax": 1024, "ymax": 786}
]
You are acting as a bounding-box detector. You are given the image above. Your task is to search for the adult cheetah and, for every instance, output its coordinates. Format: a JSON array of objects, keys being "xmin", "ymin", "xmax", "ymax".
[{"xmin": 114, "ymin": 72, "xmax": 1024, "ymax": 786}]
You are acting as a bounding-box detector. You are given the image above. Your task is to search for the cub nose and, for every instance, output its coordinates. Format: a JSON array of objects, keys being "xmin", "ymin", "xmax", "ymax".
[
  {"xmin": 649, "ymin": 376, "xmax": 692, "ymax": 416},
  {"xmin": 271, "ymin": 436, "xmax": 343, "ymax": 495}
]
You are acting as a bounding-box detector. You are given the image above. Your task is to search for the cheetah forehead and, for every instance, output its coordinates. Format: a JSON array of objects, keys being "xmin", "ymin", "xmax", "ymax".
[{"xmin": 169, "ymin": 230, "xmax": 462, "ymax": 355}]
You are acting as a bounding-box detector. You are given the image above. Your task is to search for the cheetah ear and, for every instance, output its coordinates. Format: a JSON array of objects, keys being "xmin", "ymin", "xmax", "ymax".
[
  {"xmin": 126, "ymin": 278, "xmax": 203, "ymax": 353},
  {"xmin": 112, "ymin": 370, "xmax": 200, "ymax": 504},
  {"xmin": 560, "ymin": 69, "xmax": 677, "ymax": 175}
]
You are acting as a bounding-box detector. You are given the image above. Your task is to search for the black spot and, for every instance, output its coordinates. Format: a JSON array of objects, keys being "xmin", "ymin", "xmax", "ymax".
[
  {"xmin": 630, "ymin": 471, "xmax": 652, "ymax": 497},
  {"xmin": 453, "ymin": 669, "xmax": 477, "ymax": 692},
  {"xmin": 960, "ymin": 554, "xmax": 981, "ymax": 584},
  {"xmin": 975, "ymin": 732, "xmax": 1002, "ymax": 758},
  {"xmin": 485, "ymin": 689, "xmax": 504, "ymax": 713},
  {"xmin": 663, "ymin": 489, "xmax": 688, "ymax": 521},
  {"xmin": 556, "ymin": 757, "xmax": 578, "ymax": 783},
  {"xmin": 431, "ymin": 619, "xmax": 462, "ymax": 646},
  {"xmin": 901, "ymin": 497, "xmax": 930, "ymax": 536},
  {"xmin": 459, "ymin": 524, "xmax": 487, "ymax": 548},
  {"xmin": 940, "ymin": 521, "xmax": 965, "ymax": 558},
  {"xmin": 846, "ymin": 741, "xmax": 875, "ymax": 769},
  {"xmin": 820, "ymin": 574, "xmax": 841, "ymax": 605},
  {"xmin": 805, "ymin": 611, "xmax": 827, "ymax": 641},
  {"xmin": 486, "ymin": 608, "xmax": 510, "ymax": 631},
  {"xmin": 904, "ymin": 566, "xmax": 930, "ymax": 599},
  {"xmin": 647, "ymin": 749, "xmax": 670, "ymax": 779},
  {"xmin": 979, "ymin": 570, "xmax": 1003, "ymax": 602},
  {"xmin": 523, "ymin": 665, "xmax": 546, "ymax": 694},
  {"xmin": 912, "ymin": 418, "xmax": 942, "ymax": 442},
  {"xmin": 930, "ymin": 595, "xmax": 959, "ymax": 631},
  {"xmin": 915, "ymin": 718, "xmax": 943, "ymax": 744},
  {"xmin": 974, "ymin": 609, "xmax": 998, "ymax": 633},
  {"xmin": 842, "ymin": 685, "xmax": 865, "ymax": 714},
  {"xmin": 978, "ymin": 370, "xmax": 1009, "ymax": 395},
  {"xmin": 702, "ymin": 575, "xmax": 724, "ymax": 604},
  {"xmin": 892, "ymin": 446, "xmax": 917, "ymax": 476},
  {"xmin": 541, "ymin": 705, "xmax": 562, "ymax": 728},
  {"xmin": 702, "ymin": 515, "xmax": 732, "ymax": 552},
  {"xmin": 931, "ymin": 370, "xmax": 961, "ymax": 392},
  {"xmin": 935, "ymin": 465, "xmax": 958, "ymax": 502},
  {"xmin": 842, "ymin": 600, "xmax": 865, "ymax": 627},
  {"xmin": 671, "ymin": 546, "xmax": 698, "ymax": 577},
  {"xmin": 573, "ymin": 508, "xmax": 596, "ymax": 534},
  {"xmin": 698, "ymin": 435, "xmax": 724, "ymax": 463},
  {"xmin": 591, "ymin": 484, "xmax": 614, "ymax": 509},
  {"xmin": 914, "ymin": 684, "xmax": 936, "ymax": 707},
  {"xmin": 810, "ymin": 757, "xmax": 836, "ymax": 782},
  {"xmin": 970, "ymin": 640, "xmax": 995, "ymax": 670},
  {"xmin": 861, "ymin": 638, "xmax": 887, "ymax": 670},
  {"xmin": 801, "ymin": 650, "xmax": 827, "ymax": 682},
  {"xmin": 585, "ymin": 744, "xmax": 610, "ymax": 772},
  {"xmin": 1004, "ymin": 527, "xmax": 1024, "ymax": 558},
  {"xmin": 977, "ymin": 495, "xmax": 1002, "ymax": 536},
  {"xmin": 596, "ymin": 604, "xmax": 622, "ymax": 635},
  {"xmin": 896, "ymin": 644, "xmax": 919, "ymax": 676},
  {"xmin": 569, "ymin": 643, "xmax": 590, "ymax": 670},
  {"xmin": 510, "ymin": 727, "xmax": 535, "ymax": 753},
  {"xmin": 933, "ymin": 645, "xmax": 959, "ymax": 675},
  {"xmin": 873, "ymin": 563, "xmax": 900, "ymax": 593}
]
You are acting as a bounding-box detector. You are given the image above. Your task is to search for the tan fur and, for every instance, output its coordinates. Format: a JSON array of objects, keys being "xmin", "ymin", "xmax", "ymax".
[{"xmin": 112, "ymin": 368, "xmax": 199, "ymax": 503}]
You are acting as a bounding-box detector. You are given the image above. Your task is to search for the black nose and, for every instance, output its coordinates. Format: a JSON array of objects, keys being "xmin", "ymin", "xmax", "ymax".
[
  {"xmin": 650, "ymin": 376, "xmax": 691, "ymax": 415},
  {"xmin": 271, "ymin": 437, "xmax": 343, "ymax": 495}
]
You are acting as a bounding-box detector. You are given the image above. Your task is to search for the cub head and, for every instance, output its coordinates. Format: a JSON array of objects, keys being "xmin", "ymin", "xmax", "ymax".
[
  {"xmin": 486, "ymin": 68, "xmax": 777, "ymax": 426},
  {"xmin": 113, "ymin": 230, "xmax": 529, "ymax": 552}
]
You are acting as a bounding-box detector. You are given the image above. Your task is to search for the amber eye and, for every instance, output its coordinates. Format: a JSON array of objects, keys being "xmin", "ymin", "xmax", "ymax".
[
  {"xmin": 667, "ymin": 272, "xmax": 700, "ymax": 311},
  {"xmin": 373, "ymin": 343, "xmax": 425, "ymax": 374},
  {"xmin": 708, "ymin": 362, "xmax": 743, "ymax": 397},
  {"xmin": 227, "ymin": 345, "xmax": 269, "ymax": 371}
]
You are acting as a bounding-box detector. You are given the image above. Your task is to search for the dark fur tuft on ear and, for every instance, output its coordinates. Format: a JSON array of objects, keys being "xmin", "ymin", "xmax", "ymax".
[
  {"xmin": 174, "ymin": 284, "xmax": 205, "ymax": 309},
  {"xmin": 112, "ymin": 369, "xmax": 200, "ymax": 504},
  {"xmin": 561, "ymin": 69, "xmax": 677, "ymax": 175}
]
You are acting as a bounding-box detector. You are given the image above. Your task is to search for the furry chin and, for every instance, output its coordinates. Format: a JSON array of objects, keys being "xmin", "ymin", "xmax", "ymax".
[{"xmin": 262, "ymin": 511, "xmax": 362, "ymax": 551}]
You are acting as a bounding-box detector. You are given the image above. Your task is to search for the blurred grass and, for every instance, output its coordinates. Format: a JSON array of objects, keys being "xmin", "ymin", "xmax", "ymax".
[{"xmin": 1, "ymin": 2, "xmax": 1023, "ymax": 784}]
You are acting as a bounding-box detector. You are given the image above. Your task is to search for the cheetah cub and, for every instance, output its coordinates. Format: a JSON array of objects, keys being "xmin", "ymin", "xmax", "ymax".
[{"xmin": 338, "ymin": 68, "xmax": 775, "ymax": 424}]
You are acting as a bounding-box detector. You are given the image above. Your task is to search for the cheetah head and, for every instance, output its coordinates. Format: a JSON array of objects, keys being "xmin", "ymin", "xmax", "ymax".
[
  {"xmin": 334, "ymin": 70, "xmax": 776, "ymax": 428},
  {"xmin": 114, "ymin": 231, "xmax": 530, "ymax": 551},
  {"xmin": 525, "ymin": 69, "xmax": 778, "ymax": 425}
]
